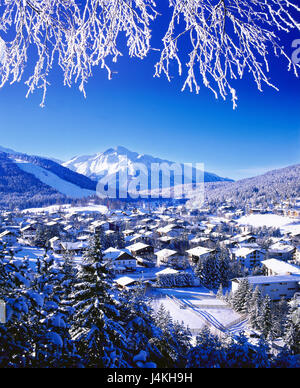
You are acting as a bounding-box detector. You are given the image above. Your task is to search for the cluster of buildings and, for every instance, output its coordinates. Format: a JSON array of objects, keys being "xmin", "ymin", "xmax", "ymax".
[{"xmin": 0, "ymin": 200, "xmax": 300, "ymax": 303}]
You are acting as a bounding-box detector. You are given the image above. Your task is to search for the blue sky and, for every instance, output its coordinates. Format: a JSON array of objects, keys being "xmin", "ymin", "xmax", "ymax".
[{"xmin": 0, "ymin": 5, "xmax": 299, "ymax": 180}]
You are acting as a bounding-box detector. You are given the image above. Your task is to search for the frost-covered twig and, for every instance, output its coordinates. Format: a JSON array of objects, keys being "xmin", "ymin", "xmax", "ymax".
[
  {"xmin": 0, "ymin": 0, "xmax": 157, "ymax": 106},
  {"xmin": 0, "ymin": 0, "xmax": 299, "ymax": 107},
  {"xmin": 155, "ymin": 0, "xmax": 300, "ymax": 108}
]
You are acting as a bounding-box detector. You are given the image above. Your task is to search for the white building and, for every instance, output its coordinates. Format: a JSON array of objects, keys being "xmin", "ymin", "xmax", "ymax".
[
  {"xmin": 231, "ymin": 247, "xmax": 264, "ymax": 269},
  {"xmin": 232, "ymin": 274, "xmax": 300, "ymax": 301},
  {"xmin": 261, "ymin": 258, "xmax": 300, "ymax": 276},
  {"xmin": 268, "ymin": 242, "xmax": 296, "ymax": 262},
  {"xmin": 103, "ymin": 247, "xmax": 137, "ymax": 272},
  {"xmin": 155, "ymin": 248, "xmax": 179, "ymax": 267},
  {"xmin": 186, "ymin": 246, "xmax": 215, "ymax": 264}
]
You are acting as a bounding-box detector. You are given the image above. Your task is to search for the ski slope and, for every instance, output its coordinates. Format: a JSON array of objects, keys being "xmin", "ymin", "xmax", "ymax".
[{"xmin": 16, "ymin": 161, "xmax": 96, "ymax": 199}]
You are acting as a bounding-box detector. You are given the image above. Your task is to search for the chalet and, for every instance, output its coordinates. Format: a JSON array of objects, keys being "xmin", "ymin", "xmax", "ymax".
[
  {"xmin": 49, "ymin": 236, "xmax": 61, "ymax": 252},
  {"xmin": 125, "ymin": 233, "xmax": 143, "ymax": 245},
  {"xmin": 63, "ymin": 225, "xmax": 77, "ymax": 235},
  {"xmin": 158, "ymin": 235, "xmax": 175, "ymax": 246},
  {"xmin": 20, "ymin": 225, "xmax": 37, "ymax": 241},
  {"xmin": 155, "ymin": 267, "xmax": 179, "ymax": 278},
  {"xmin": 115, "ymin": 276, "xmax": 152, "ymax": 291},
  {"xmin": 231, "ymin": 247, "xmax": 264, "ymax": 269},
  {"xmin": 186, "ymin": 246, "xmax": 215, "ymax": 265},
  {"xmin": 59, "ymin": 241, "xmax": 88, "ymax": 255},
  {"xmin": 290, "ymin": 232, "xmax": 300, "ymax": 246},
  {"xmin": 103, "ymin": 248, "xmax": 136, "ymax": 272},
  {"xmin": 127, "ymin": 242, "xmax": 154, "ymax": 257},
  {"xmin": 122, "ymin": 229, "xmax": 135, "ymax": 237},
  {"xmin": 156, "ymin": 224, "xmax": 184, "ymax": 238},
  {"xmin": 232, "ymin": 274, "xmax": 300, "ymax": 301},
  {"xmin": 0, "ymin": 230, "xmax": 17, "ymax": 246},
  {"xmin": 189, "ymin": 236, "xmax": 211, "ymax": 248},
  {"xmin": 90, "ymin": 220, "xmax": 110, "ymax": 233},
  {"xmin": 232, "ymin": 234, "xmax": 257, "ymax": 244},
  {"xmin": 155, "ymin": 248, "xmax": 179, "ymax": 267}
]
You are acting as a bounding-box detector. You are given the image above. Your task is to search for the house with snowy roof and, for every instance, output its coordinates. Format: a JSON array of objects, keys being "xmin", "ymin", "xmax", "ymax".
[
  {"xmin": 186, "ymin": 246, "xmax": 216, "ymax": 265},
  {"xmin": 261, "ymin": 259, "xmax": 300, "ymax": 277},
  {"xmin": 268, "ymin": 242, "xmax": 296, "ymax": 262},
  {"xmin": 231, "ymin": 247, "xmax": 265, "ymax": 269},
  {"xmin": 103, "ymin": 247, "xmax": 137, "ymax": 272},
  {"xmin": 59, "ymin": 241, "xmax": 88, "ymax": 255},
  {"xmin": 155, "ymin": 248, "xmax": 180, "ymax": 267},
  {"xmin": 127, "ymin": 242, "xmax": 154, "ymax": 258}
]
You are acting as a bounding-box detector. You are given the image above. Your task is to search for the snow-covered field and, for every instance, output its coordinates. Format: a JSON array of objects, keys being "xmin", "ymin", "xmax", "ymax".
[
  {"xmin": 21, "ymin": 203, "xmax": 108, "ymax": 215},
  {"xmin": 237, "ymin": 214, "xmax": 300, "ymax": 234},
  {"xmin": 16, "ymin": 161, "xmax": 96, "ymax": 199},
  {"xmin": 151, "ymin": 287, "xmax": 246, "ymax": 336}
]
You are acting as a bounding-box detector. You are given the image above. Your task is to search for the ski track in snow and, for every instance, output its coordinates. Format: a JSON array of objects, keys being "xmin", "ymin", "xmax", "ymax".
[{"xmin": 180, "ymin": 298, "xmax": 248, "ymax": 335}]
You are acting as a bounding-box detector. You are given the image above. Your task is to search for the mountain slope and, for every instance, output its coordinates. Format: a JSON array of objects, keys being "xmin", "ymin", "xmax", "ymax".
[
  {"xmin": 16, "ymin": 161, "xmax": 96, "ymax": 199},
  {"xmin": 0, "ymin": 151, "xmax": 98, "ymax": 209},
  {"xmin": 0, "ymin": 153, "xmax": 66, "ymax": 209},
  {"xmin": 186, "ymin": 164, "xmax": 300, "ymax": 208},
  {"xmin": 63, "ymin": 146, "xmax": 233, "ymax": 185}
]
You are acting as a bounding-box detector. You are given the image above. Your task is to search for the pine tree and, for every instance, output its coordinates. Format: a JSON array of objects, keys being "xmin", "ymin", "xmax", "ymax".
[
  {"xmin": 0, "ymin": 252, "xmax": 33, "ymax": 367},
  {"xmin": 232, "ymin": 278, "xmax": 251, "ymax": 314},
  {"xmin": 258, "ymin": 295, "xmax": 273, "ymax": 339},
  {"xmin": 71, "ymin": 236, "xmax": 128, "ymax": 368},
  {"xmin": 118, "ymin": 284, "xmax": 163, "ymax": 367},
  {"xmin": 283, "ymin": 300, "xmax": 300, "ymax": 355},
  {"xmin": 248, "ymin": 286, "xmax": 262, "ymax": 330},
  {"xmin": 186, "ymin": 326, "xmax": 224, "ymax": 368}
]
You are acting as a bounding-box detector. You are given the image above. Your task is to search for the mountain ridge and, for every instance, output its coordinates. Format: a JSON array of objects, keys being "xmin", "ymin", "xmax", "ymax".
[{"xmin": 63, "ymin": 145, "xmax": 233, "ymax": 184}]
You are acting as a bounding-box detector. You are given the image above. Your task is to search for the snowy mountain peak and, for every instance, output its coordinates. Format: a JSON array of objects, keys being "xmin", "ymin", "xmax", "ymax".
[{"xmin": 63, "ymin": 146, "xmax": 233, "ymax": 185}]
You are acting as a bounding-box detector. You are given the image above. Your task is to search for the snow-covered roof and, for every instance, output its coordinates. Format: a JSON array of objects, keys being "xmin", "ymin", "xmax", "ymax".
[
  {"xmin": 156, "ymin": 268, "xmax": 179, "ymax": 276},
  {"xmin": 103, "ymin": 247, "xmax": 133, "ymax": 261},
  {"xmin": 232, "ymin": 247, "xmax": 260, "ymax": 257},
  {"xmin": 269, "ymin": 242, "xmax": 295, "ymax": 253},
  {"xmin": 159, "ymin": 236, "xmax": 174, "ymax": 242},
  {"xmin": 233, "ymin": 274, "xmax": 300, "ymax": 285},
  {"xmin": 127, "ymin": 242, "xmax": 151, "ymax": 252},
  {"xmin": 261, "ymin": 259, "xmax": 300, "ymax": 275},
  {"xmin": 186, "ymin": 246, "xmax": 214, "ymax": 257},
  {"xmin": 60, "ymin": 241, "xmax": 88, "ymax": 250},
  {"xmin": 0, "ymin": 230, "xmax": 15, "ymax": 238},
  {"xmin": 155, "ymin": 248, "xmax": 178, "ymax": 258},
  {"xmin": 115, "ymin": 276, "xmax": 138, "ymax": 287}
]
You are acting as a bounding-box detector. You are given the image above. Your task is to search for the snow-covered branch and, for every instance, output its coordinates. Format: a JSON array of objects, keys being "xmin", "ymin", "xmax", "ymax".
[
  {"xmin": 155, "ymin": 0, "xmax": 300, "ymax": 108},
  {"xmin": 0, "ymin": 0, "xmax": 157, "ymax": 106},
  {"xmin": 0, "ymin": 0, "xmax": 299, "ymax": 107}
]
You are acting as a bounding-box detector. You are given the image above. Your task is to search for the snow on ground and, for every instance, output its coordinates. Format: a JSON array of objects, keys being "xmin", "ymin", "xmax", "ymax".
[
  {"xmin": 151, "ymin": 287, "xmax": 246, "ymax": 336},
  {"xmin": 237, "ymin": 214, "xmax": 300, "ymax": 234},
  {"xmin": 16, "ymin": 161, "xmax": 96, "ymax": 199},
  {"xmin": 21, "ymin": 203, "xmax": 108, "ymax": 215}
]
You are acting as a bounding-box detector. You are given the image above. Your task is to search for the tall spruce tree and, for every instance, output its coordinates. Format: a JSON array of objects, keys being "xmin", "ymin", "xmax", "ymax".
[{"xmin": 71, "ymin": 233, "xmax": 128, "ymax": 367}]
